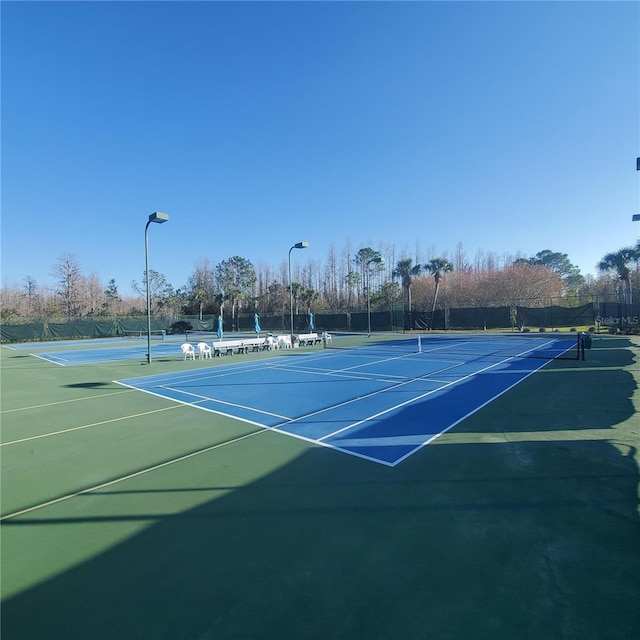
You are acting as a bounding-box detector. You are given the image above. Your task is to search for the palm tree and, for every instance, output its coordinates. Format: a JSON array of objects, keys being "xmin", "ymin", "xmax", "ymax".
[
  {"xmin": 213, "ymin": 292, "xmax": 225, "ymax": 316},
  {"xmin": 300, "ymin": 286, "xmax": 319, "ymax": 313},
  {"xmin": 597, "ymin": 247, "xmax": 640, "ymax": 304},
  {"xmin": 392, "ymin": 258, "xmax": 422, "ymax": 311},
  {"xmin": 193, "ymin": 287, "xmax": 210, "ymax": 321},
  {"xmin": 425, "ymin": 257, "xmax": 454, "ymax": 318},
  {"xmin": 290, "ymin": 282, "xmax": 304, "ymax": 315}
]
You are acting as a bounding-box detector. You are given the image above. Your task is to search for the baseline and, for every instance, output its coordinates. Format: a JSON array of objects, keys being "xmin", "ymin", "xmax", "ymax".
[{"xmin": 0, "ymin": 429, "xmax": 268, "ymax": 521}]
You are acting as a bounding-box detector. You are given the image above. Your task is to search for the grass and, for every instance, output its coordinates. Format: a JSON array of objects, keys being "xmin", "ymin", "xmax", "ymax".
[{"xmin": 1, "ymin": 334, "xmax": 639, "ymax": 639}]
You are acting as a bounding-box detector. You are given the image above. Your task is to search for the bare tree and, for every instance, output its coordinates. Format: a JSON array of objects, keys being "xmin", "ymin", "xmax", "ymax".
[
  {"xmin": 324, "ymin": 244, "xmax": 339, "ymax": 307},
  {"xmin": 132, "ymin": 269, "xmax": 174, "ymax": 316},
  {"xmin": 188, "ymin": 258, "xmax": 216, "ymax": 318},
  {"xmin": 51, "ymin": 253, "xmax": 83, "ymax": 320},
  {"xmin": 22, "ymin": 276, "xmax": 40, "ymax": 317},
  {"xmin": 85, "ymin": 272, "xmax": 105, "ymax": 316}
]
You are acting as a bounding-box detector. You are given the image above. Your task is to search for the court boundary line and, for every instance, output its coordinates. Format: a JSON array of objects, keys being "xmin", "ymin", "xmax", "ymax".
[
  {"xmin": 114, "ymin": 380, "xmax": 271, "ymax": 430},
  {"xmin": 114, "ymin": 342, "xmax": 569, "ymax": 466},
  {"xmin": 1, "ymin": 404, "xmax": 185, "ymax": 447},
  {"xmin": 0, "ymin": 429, "xmax": 269, "ymax": 521},
  {"xmin": 315, "ymin": 360, "xmax": 500, "ymax": 443},
  {"xmin": 391, "ymin": 354, "xmax": 553, "ymax": 466},
  {"xmin": 267, "ymin": 358, "xmax": 471, "ymax": 434},
  {"xmin": 27, "ymin": 341, "xmax": 181, "ymax": 366},
  {"xmin": 114, "ymin": 353, "xmax": 511, "ymax": 468},
  {"xmin": 30, "ymin": 353, "xmax": 67, "ymax": 366},
  {"xmin": 157, "ymin": 384, "xmax": 293, "ymax": 422},
  {"xmin": 317, "ymin": 352, "xmax": 557, "ymax": 467},
  {"xmin": 1, "ymin": 389, "xmax": 134, "ymax": 414}
]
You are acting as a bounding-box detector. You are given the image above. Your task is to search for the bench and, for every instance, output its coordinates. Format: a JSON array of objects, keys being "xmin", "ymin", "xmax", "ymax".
[
  {"xmin": 246, "ymin": 337, "xmax": 270, "ymax": 352},
  {"xmin": 211, "ymin": 337, "xmax": 268, "ymax": 356},
  {"xmin": 297, "ymin": 332, "xmax": 322, "ymax": 346}
]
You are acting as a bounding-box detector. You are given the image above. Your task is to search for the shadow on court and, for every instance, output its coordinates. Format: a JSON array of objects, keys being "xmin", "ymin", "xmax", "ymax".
[
  {"xmin": 2, "ymin": 441, "xmax": 638, "ymax": 640},
  {"xmin": 1, "ymin": 337, "xmax": 638, "ymax": 639},
  {"xmin": 64, "ymin": 382, "xmax": 114, "ymax": 389},
  {"xmin": 447, "ymin": 338, "xmax": 637, "ymax": 435}
]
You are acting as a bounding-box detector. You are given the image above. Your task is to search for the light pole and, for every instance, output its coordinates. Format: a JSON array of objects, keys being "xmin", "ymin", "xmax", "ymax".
[
  {"xmin": 145, "ymin": 211, "xmax": 169, "ymax": 364},
  {"xmin": 366, "ymin": 256, "xmax": 384, "ymax": 337},
  {"xmin": 289, "ymin": 241, "xmax": 309, "ymax": 342},
  {"xmin": 634, "ymin": 158, "xmax": 639, "ymax": 235}
]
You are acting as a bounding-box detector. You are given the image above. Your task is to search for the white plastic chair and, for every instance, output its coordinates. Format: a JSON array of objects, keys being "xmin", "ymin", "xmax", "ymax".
[
  {"xmin": 181, "ymin": 343, "xmax": 196, "ymax": 360},
  {"xmin": 197, "ymin": 342, "xmax": 212, "ymax": 359}
]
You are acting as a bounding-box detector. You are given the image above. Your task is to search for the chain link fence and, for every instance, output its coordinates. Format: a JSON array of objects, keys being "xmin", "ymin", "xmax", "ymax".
[{"xmin": 3, "ymin": 295, "xmax": 639, "ymax": 342}]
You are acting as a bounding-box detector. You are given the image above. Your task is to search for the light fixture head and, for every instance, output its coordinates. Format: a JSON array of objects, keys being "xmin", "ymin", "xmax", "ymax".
[{"xmin": 149, "ymin": 211, "xmax": 169, "ymax": 224}]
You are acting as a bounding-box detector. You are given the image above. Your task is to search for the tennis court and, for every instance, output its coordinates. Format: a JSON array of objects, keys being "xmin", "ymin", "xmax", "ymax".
[
  {"xmin": 1, "ymin": 332, "xmax": 638, "ymax": 639},
  {"xmin": 117, "ymin": 334, "xmax": 581, "ymax": 466},
  {"xmin": 11, "ymin": 335, "xmax": 182, "ymax": 366}
]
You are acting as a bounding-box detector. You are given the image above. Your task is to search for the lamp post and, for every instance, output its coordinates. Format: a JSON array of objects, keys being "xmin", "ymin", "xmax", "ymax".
[
  {"xmin": 366, "ymin": 256, "xmax": 384, "ymax": 337},
  {"xmin": 289, "ymin": 241, "xmax": 309, "ymax": 342},
  {"xmin": 145, "ymin": 211, "xmax": 169, "ymax": 364},
  {"xmin": 634, "ymin": 158, "xmax": 639, "ymax": 234}
]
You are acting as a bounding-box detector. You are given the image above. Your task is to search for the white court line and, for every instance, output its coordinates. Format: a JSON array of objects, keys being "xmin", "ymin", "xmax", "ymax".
[
  {"xmin": 1, "ymin": 404, "xmax": 184, "ymax": 447},
  {"xmin": 30, "ymin": 353, "xmax": 67, "ymax": 366},
  {"xmin": 390, "ymin": 359, "xmax": 555, "ymax": 467},
  {"xmin": 120, "ymin": 348, "xmax": 406, "ymax": 392},
  {"xmin": 1, "ymin": 389, "xmax": 133, "ymax": 414},
  {"xmin": 419, "ymin": 336, "xmax": 569, "ymax": 359},
  {"xmin": 119, "ymin": 352, "xmax": 474, "ymax": 437},
  {"xmin": 119, "ymin": 356, "xmax": 295, "ymax": 388},
  {"xmin": 264, "ymin": 361, "xmax": 405, "ymax": 383},
  {"xmin": 158, "ymin": 384, "xmax": 292, "ymax": 421},
  {"xmin": 317, "ymin": 353, "xmax": 532, "ymax": 443},
  {"xmin": 111, "ymin": 343, "xmax": 564, "ymax": 468},
  {"xmin": 271, "ymin": 359, "xmax": 471, "ymax": 430},
  {"xmin": 262, "ymin": 347, "xmax": 443, "ymax": 382},
  {"xmin": 0, "ymin": 429, "xmax": 269, "ymax": 521}
]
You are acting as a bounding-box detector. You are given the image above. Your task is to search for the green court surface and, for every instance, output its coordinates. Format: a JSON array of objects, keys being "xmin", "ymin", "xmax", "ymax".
[{"xmin": 1, "ymin": 334, "xmax": 639, "ymax": 639}]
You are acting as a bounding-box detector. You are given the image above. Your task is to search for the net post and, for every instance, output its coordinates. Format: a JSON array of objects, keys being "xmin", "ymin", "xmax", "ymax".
[
  {"xmin": 418, "ymin": 335, "xmax": 422, "ymax": 353},
  {"xmin": 578, "ymin": 332, "xmax": 585, "ymax": 361}
]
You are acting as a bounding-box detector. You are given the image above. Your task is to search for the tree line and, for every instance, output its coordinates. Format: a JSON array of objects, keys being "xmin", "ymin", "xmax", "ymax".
[{"xmin": 2, "ymin": 241, "xmax": 639, "ymax": 324}]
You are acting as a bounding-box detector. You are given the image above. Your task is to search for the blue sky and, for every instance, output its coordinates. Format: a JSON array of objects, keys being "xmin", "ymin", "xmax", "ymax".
[{"xmin": 2, "ymin": 0, "xmax": 638, "ymax": 296}]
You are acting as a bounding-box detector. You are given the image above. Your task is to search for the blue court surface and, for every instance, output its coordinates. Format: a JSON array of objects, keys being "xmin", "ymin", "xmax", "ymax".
[
  {"xmin": 20, "ymin": 338, "xmax": 183, "ymax": 365},
  {"xmin": 116, "ymin": 335, "xmax": 576, "ymax": 466}
]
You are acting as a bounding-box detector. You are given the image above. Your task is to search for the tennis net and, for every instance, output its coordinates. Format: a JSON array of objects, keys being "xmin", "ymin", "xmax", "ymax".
[
  {"xmin": 120, "ymin": 330, "xmax": 166, "ymax": 340},
  {"xmin": 324, "ymin": 333, "xmax": 423, "ymax": 355},
  {"xmin": 184, "ymin": 330, "xmax": 220, "ymax": 342},
  {"xmin": 325, "ymin": 331, "xmax": 585, "ymax": 361}
]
